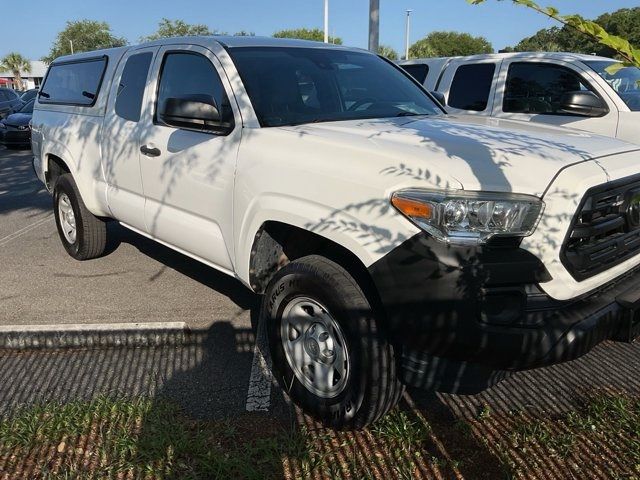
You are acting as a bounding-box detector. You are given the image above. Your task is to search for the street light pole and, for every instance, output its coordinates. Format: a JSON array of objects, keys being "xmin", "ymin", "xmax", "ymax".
[
  {"xmin": 368, "ymin": 0, "xmax": 379, "ymax": 53},
  {"xmin": 324, "ymin": 0, "xmax": 329, "ymax": 43},
  {"xmin": 404, "ymin": 10, "xmax": 412, "ymax": 60},
  {"xmin": 69, "ymin": 39, "xmax": 74, "ymax": 55}
]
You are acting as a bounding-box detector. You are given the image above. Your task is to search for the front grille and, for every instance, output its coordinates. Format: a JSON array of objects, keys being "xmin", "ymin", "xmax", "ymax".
[{"xmin": 561, "ymin": 175, "xmax": 640, "ymax": 281}]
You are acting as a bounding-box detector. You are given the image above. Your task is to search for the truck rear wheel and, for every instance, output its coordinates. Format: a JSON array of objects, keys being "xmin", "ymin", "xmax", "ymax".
[
  {"xmin": 53, "ymin": 173, "xmax": 107, "ymax": 260},
  {"xmin": 263, "ymin": 255, "xmax": 403, "ymax": 429}
]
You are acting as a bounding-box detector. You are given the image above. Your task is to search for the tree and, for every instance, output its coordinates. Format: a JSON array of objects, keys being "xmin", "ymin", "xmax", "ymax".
[
  {"xmin": 141, "ymin": 18, "xmax": 221, "ymax": 42},
  {"xmin": 409, "ymin": 31, "xmax": 493, "ymax": 58},
  {"xmin": 234, "ymin": 31, "xmax": 255, "ymax": 37},
  {"xmin": 469, "ymin": 1, "xmax": 640, "ymax": 68},
  {"xmin": 273, "ymin": 28, "xmax": 342, "ymax": 45},
  {"xmin": 44, "ymin": 20, "xmax": 127, "ymax": 64},
  {"xmin": 0, "ymin": 53, "xmax": 31, "ymax": 90},
  {"xmin": 509, "ymin": 8, "xmax": 640, "ymax": 57},
  {"xmin": 377, "ymin": 45, "xmax": 399, "ymax": 60}
]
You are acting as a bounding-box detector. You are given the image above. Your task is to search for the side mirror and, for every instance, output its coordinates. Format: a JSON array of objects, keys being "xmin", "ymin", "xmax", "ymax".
[
  {"xmin": 159, "ymin": 96, "xmax": 226, "ymax": 131},
  {"xmin": 559, "ymin": 91, "xmax": 609, "ymax": 117},
  {"xmin": 430, "ymin": 91, "xmax": 446, "ymax": 108}
]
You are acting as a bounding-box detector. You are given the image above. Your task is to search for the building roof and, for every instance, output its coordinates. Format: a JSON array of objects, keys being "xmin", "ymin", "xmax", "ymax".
[{"xmin": 0, "ymin": 60, "xmax": 47, "ymax": 78}]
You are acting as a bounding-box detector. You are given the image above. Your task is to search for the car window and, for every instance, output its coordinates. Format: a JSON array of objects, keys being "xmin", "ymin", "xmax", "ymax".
[
  {"xmin": 504, "ymin": 62, "xmax": 594, "ymax": 115},
  {"xmin": 400, "ymin": 64, "xmax": 429, "ymax": 84},
  {"xmin": 155, "ymin": 51, "xmax": 233, "ymax": 131},
  {"xmin": 229, "ymin": 47, "xmax": 441, "ymax": 127},
  {"xmin": 448, "ymin": 63, "xmax": 496, "ymax": 111},
  {"xmin": 115, "ymin": 52, "xmax": 153, "ymax": 122},
  {"xmin": 39, "ymin": 57, "xmax": 107, "ymax": 106},
  {"xmin": 21, "ymin": 90, "xmax": 37, "ymax": 102},
  {"xmin": 586, "ymin": 60, "xmax": 640, "ymax": 112}
]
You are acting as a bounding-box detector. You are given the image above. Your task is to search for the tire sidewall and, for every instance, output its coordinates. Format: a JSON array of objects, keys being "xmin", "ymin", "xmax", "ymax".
[
  {"xmin": 53, "ymin": 175, "xmax": 84, "ymax": 258},
  {"xmin": 265, "ymin": 263, "xmax": 376, "ymax": 427}
]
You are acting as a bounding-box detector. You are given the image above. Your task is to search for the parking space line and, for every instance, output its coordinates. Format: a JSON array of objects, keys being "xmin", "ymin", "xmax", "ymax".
[
  {"xmin": 0, "ymin": 215, "xmax": 53, "ymax": 247},
  {"xmin": 245, "ymin": 316, "xmax": 273, "ymax": 412}
]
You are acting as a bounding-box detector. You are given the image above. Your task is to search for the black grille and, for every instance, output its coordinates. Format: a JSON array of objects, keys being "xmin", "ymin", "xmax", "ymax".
[{"xmin": 561, "ymin": 175, "xmax": 640, "ymax": 281}]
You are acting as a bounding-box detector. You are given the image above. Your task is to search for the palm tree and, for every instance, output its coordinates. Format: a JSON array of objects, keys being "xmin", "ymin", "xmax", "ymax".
[{"xmin": 0, "ymin": 53, "xmax": 31, "ymax": 90}]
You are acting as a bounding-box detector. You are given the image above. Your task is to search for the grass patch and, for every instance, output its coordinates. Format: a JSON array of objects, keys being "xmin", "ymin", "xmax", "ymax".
[
  {"xmin": 0, "ymin": 395, "xmax": 318, "ymax": 479},
  {"xmin": 478, "ymin": 391, "xmax": 640, "ymax": 479}
]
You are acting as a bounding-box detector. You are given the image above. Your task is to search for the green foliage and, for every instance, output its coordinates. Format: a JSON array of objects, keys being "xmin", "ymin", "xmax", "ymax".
[
  {"xmin": 409, "ymin": 31, "xmax": 493, "ymax": 59},
  {"xmin": 468, "ymin": 1, "xmax": 640, "ymax": 68},
  {"xmin": 43, "ymin": 20, "xmax": 127, "ymax": 64},
  {"xmin": 234, "ymin": 30, "xmax": 255, "ymax": 37},
  {"xmin": 141, "ymin": 18, "xmax": 221, "ymax": 42},
  {"xmin": 378, "ymin": 44, "xmax": 399, "ymax": 60},
  {"xmin": 0, "ymin": 52, "xmax": 31, "ymax": 88},
  {"xmin": 273, "ymin": 28, "xmax": 342, "ymax": 45}
]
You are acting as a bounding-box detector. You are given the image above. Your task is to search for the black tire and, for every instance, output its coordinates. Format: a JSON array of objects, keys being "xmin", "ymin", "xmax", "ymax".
[
  {"xmin": 263, "ymin": 255, "xmax": 404, "ymax": 429},
  {"xmin": 53, "ymin": 173, "xmax": 107, "ymax": 260}
]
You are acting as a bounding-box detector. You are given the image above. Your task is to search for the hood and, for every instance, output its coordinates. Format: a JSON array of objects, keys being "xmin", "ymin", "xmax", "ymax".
[
  {"xmin": 3, "ymin": 112, "xmax": 32, "ymax": 127},
  {"xmin": 283, "ymin": 115, "xmax": 640, "ymax": 196}
]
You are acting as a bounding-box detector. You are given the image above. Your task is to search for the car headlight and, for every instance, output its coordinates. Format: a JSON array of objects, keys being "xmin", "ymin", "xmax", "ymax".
[
  {"xmin": 0, "ymin": 123, "xmax": 5, "ymax": 129},
  {"xmin": 16, "ymin": 125, "xmax": 29, "ymax": 131},
  {"xmin": 391, "ymin": 189, "xmax": 544, "ymax": 245}
]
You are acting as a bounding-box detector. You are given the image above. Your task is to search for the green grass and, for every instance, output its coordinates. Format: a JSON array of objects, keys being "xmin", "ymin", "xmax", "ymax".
[{"xmin": 0, "ymin": 395, "xmax": 318, "ymax": 479}]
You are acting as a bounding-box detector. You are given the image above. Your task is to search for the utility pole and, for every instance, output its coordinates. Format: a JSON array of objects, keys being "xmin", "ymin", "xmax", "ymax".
[
  {"xmin": 324, "ymin": 0, "xmax": 329, "ymax": 43},
  {"xmin": 69, "ymin": 39, "xmax": 74, "ymax": 54},
  {"xmin": 368, "ymin": 0, "xmax": 379, "ymax": 53},
  {"xmin": 404, "ymin": 10, "xmax": 412, "ymax": 60}
]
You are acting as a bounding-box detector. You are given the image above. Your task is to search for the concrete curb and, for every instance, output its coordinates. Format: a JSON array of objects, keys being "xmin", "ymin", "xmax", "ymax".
[{"xmin": 0, "ymin": 322, "xmax": 190, "ymax": 349}]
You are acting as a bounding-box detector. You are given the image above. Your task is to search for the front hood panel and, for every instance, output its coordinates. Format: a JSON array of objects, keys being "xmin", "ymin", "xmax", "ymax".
[
  {"xmin": 285, "ymin": 116, "xmax": 639, "ymax": 196},
  {"xmin": 4, "ymin": 113, "xmax": 31, "ymax": 127}
]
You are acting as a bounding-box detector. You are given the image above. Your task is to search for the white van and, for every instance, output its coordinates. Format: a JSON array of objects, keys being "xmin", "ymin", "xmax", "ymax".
[
  {"xmin": 400, "ymin": 52, "xmax": 640, "ymax": 144},
  {"xmin": 32, "ymin": 37, "xmax": 640, "ymax": 428}
]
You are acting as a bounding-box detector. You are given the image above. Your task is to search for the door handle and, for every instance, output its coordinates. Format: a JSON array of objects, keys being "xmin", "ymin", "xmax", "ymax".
[{"xmin": 140, "ymin": 145, "xmax": 161, "ymax": 157}]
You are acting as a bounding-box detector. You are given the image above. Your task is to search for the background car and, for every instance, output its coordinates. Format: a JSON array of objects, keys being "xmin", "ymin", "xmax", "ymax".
[
  {"xmin": 19, "ymin": 88, "xmax": 38, "ymax": 104},
  {"xmin": 0, "ymin": 87, "xmax": 23, "ymax": 119},
  {"xmin": 0, "ymin": 99, "xmax": 33, "ymax": 149}
]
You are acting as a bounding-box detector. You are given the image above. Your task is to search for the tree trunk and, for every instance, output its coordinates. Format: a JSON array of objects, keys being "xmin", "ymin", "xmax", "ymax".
[{"xmin": 13, "ymin": 70, "xmax": 22, "ymax": 90}]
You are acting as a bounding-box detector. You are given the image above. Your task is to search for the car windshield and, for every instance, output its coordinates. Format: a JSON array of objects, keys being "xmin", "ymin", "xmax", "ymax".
[
  {"xmin": 21, "ymin": 90, "xmax": 37, "ymax": 102},
  {"xmin": 586, "ymin": 60, "xmax": 640, "ymax": 112},
  {"xmin": 19, "ymin": 99, "xmax": 34, "ymax": 113},
  {"xmin": 228, "ymin": 47, "xmax": 441, "ymax": 127}
]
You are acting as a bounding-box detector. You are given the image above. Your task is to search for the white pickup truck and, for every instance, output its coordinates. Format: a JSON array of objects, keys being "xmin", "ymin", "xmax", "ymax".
[
  {"xmin": 400, "ymin": 52, "xmax": 640, "ymax": 144},
  {"xmin": 32, "ymin": 37, "xmax": 640, "ymax": 429}
]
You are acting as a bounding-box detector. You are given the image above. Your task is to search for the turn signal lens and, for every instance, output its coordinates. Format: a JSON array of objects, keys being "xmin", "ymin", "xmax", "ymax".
[{"xmin": 391, "ymin": 195, "xmax": 434, "ymax": 219}]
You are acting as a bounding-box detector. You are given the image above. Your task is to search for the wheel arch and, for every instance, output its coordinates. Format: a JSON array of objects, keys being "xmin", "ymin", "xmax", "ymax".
[{"xmin": 248, "ymin": 221, "xmax": 383, "ymax": 311}]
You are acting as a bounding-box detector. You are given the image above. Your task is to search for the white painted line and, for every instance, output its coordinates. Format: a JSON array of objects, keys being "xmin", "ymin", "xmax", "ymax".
[
  {"xmin": 0, "ymin": 321, "xmax": 187, "ymax": 333},
  {"xmin": 245, "ymin": 316, "xmax": 273, "ymax": 412},
  {"xmin": 0, "ymin": 215, "xmax": 54, "ymax": 247}
]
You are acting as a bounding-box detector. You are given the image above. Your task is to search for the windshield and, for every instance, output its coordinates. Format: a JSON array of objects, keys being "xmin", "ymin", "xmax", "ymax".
[
  {"xmin": 228, "ymin": 47, "xmax": 442, "ymax": 127},
  {"xmin": 586, "ymin": 60, "xmax": 640, "ymax": 112},
  {"xmin": 20, "ymin": 90, "xmax": 37, "ymax": 102},
  {"xmin": 19, "ymin": 99, "xmax": 34, "ymax": 113}
]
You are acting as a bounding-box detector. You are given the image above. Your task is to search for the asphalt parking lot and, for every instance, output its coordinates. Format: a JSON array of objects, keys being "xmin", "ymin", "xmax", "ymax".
[{"xmin": 1, "ymin": 146, "xmax": 640, "ymax": 478}]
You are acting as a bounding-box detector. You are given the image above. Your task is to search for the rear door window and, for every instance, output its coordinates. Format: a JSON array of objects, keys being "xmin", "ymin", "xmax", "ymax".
[
  {"xmin": 401, "ymin": 64, "xmax": 429, "ymax": 84},
  {"xmin": 448, "ymin": 63, "xmax": 496, "ymax": 111},
  {"xmin": 115, "ymin": 52, "xmax": 153, "ymax": 122},
  {"xmin": 504, "ymin": 62, "xmax": 594, "ymax": 114},
  {"xmin": 40, "ymin": 57, "xmax": 107, "ymax": 106}
]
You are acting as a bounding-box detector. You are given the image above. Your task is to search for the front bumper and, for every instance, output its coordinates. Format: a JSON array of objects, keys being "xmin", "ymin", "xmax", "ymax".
[
  {"xmin": 0, "ymin": 128, "xmax": 31, "ymax": 147},
  {"xmin": 368, "ymin": 233, "xmax": 640, "ymax": 392}
]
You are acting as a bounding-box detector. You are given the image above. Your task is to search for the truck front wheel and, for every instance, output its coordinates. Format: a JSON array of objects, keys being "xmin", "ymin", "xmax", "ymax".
[
  {"xmin": 263, "ymin": 255, "xmax": 403, "ymax": 429},
  {"xmin": 53, "ymin": 173, "xmax": 107, "ymax": 261}
]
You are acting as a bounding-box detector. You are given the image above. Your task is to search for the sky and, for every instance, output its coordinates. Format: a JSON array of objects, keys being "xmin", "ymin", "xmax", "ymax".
[{"xmin": 1, "ymin": 0, "xmax": 638, "ymax": 60}]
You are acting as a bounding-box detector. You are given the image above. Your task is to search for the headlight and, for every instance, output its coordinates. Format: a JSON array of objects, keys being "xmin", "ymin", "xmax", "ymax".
[
  {"xmin": 0, "ymin": 123, "xmax": 5, "ymax": 129},
  {"xmin": 391, "ymin": 189, "xmax": 544, "ymax": 245},
  {"xmin": 16, "ymin": 125, "xmax": 29, "ymax": 131}
]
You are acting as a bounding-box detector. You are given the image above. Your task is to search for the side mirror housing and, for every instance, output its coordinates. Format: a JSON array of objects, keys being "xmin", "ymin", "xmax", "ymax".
[
  {"xmin": 430, "ymin": 91, "xmax": 446, "ymax": 108},
  {"xmin": 559, "ymin": 91, "xmax": 609, "ymax": 117},
  {"xmin": 159, "ymin": 96, "xmax": 230, "ymax": 132}
]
